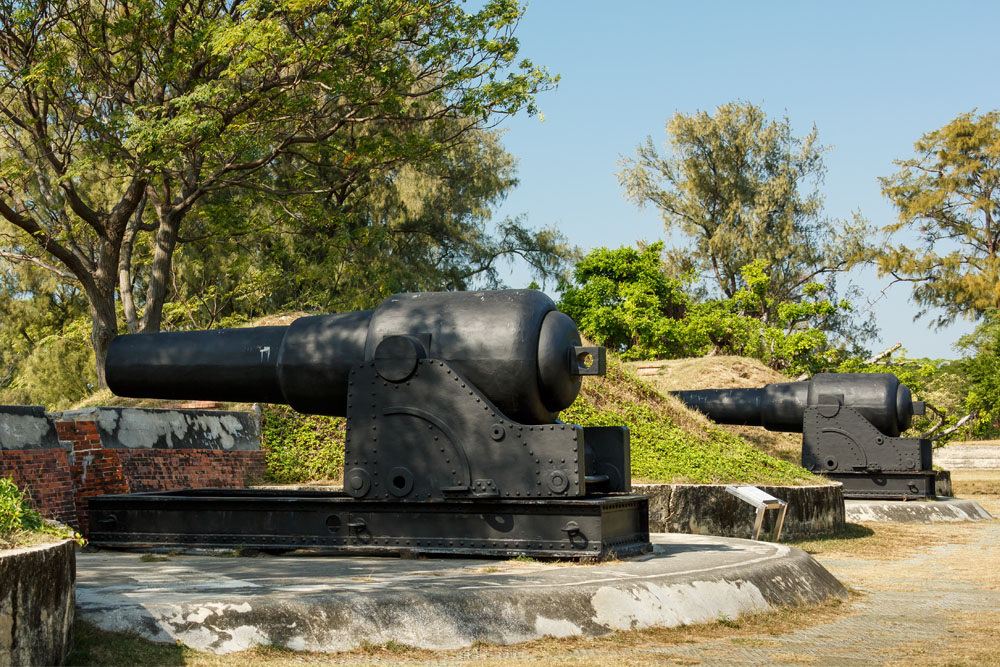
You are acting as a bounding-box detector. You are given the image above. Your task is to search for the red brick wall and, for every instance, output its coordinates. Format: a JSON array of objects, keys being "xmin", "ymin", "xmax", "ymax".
[
  {"xmin": 56, "ymin": 420, "xmax": 129, "ymax": 534},
  {"xmin": 118, "ymin": 449, "xmax": 266, "ymax": 493},
  {"xmin": 0, "ymin": 449, "xmax": 76, "ymax": 526},
  {"xmin": 1, "ymin": 414, "xmax": 265, "ymax": 535}
]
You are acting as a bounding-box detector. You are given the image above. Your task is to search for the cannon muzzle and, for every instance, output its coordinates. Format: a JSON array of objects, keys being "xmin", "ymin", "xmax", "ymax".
[
  {"xmin": 106, "ymin": 290, "xmax": 604, "ymax": 425},
  {"xmin": 674, "ymin": 373, "xmax": 925, "ymax": 437}
]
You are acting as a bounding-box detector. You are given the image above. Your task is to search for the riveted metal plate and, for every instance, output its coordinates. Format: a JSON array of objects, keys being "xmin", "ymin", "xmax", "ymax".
[{"xmin": 87, "ymin": 489, "xmax": 651, "ymax": 560}]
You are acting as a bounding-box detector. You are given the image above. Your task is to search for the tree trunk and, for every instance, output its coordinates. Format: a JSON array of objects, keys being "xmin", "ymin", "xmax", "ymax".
[
  {"xmin": 139, "ymin": 206, "xmax": 183, "ymax": 333},
  {"xmin": 86, "ymin": 283, "xmax": 119, "ymax": 390}
]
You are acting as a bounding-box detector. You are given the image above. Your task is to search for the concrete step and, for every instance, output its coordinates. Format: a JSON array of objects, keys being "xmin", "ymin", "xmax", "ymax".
[{"xmin": 935, "ymin": 445, "xmax": 1000, "ymax": 470}]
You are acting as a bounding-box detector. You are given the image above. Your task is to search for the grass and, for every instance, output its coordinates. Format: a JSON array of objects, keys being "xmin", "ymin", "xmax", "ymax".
[
  {"xmin": 562, "ymin": 356, "xmax": 820, "ymax": 485},
  {"xmin": 0, "ymin": 476, "xmax": 82, "ymax": 550},
  {"xmin": 951, "ymin": 469, "xmax": 1000, "ymax": 496},
  {"xmin": 787, "ymin": 520, "xmax": 984, "ymax": 561},
  {"xmin": 139, "ymin": 553, "xmax": 170, "ymax": 563},
  {"xmin": 631, "ymin": 355, "xmax": 805, "ymax": 465}
]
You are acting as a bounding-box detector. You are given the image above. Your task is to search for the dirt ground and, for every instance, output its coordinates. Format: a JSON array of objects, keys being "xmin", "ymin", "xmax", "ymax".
[{"xmin": 67, "ymin": 470, "xmax": 1000, "ymax": 666}]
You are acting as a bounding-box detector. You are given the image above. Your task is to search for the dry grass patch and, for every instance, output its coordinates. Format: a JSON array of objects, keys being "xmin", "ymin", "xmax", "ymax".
[
  {"xmin": 0, "ymin": 530, "xmax": 66, "ymax": 551},
  {"xmin": 789, "ymin": 521, "xmax": 980, "ymax": 561},
  {"xmin": 951, "ymin": 470, "xmax": 1000, "ymax": 497},
  {"xmin": 71, "ymin": 388, "xmax": 253, "ymax": 411},
  {"xmin": 888, "ymin": 610, "xmax": 1000, "ymax": 666},
  {"xmin": 628, "ymin": 356, "xmax": 786, "ymax": 392}
]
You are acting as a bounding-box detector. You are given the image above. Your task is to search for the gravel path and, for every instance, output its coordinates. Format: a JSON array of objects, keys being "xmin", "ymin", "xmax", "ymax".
[{"xmin": 654, "ymin": 520, "xmax": 1000, "ymax": 665}]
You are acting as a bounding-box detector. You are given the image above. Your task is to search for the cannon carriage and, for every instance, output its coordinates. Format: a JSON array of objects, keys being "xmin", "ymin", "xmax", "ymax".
[
  {"xmin": 674, "ymin": 373, "xmax": 936, "ymax": 499},
  {"xmin": 88, "ymin": 290, "xmax": 651, "ymax": 559}
]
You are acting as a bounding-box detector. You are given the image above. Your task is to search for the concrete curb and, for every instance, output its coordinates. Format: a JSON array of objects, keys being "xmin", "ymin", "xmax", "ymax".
[
  {"xmin": 635, "ymin": 483, "xmax": 844, "ymax": 538},
  {"xmin": 76, "ymin": 533, "xmax": 847, "ymax": 654},
  {"xmin": 0, "ymin": 540, "xmax": 75, "ymax": 665},
  {"xmin": 934, "ymin": 445, "xmax": 1000, "ymax": 469},
  {"xmin": 845, "ymin": 497, "xmax": 994, "ymax": 523}
]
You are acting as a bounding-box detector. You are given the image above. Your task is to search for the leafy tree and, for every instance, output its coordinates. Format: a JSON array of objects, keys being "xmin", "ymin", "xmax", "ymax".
[
  {"xmin": 559, "ymin": 243, "xmax": 854, "ymax": 374},
  {"xmin": 155, "ymin": 125, "xmax": 572, "ymax": 327},
  {"xmin": 0, "ymin": 0, "xmax": 554, "ymax": 386},
  {"xmin": 878, "ymin": 110, "xmax": 1000, "ymax": 326},
  {"xmin": 0, "ymin": 258, "xmax": 94, "ymax": 407},
  {"xmin": 955, "ymin": 311, "xmax": 1000, "ymax": 437},
  {"xmin": 617, "ymin": 100, "xmax": 872, "ymax": 324},
  {"xmin": 558, "ymin": 242, "xmax": 694, "ymax": 358}
]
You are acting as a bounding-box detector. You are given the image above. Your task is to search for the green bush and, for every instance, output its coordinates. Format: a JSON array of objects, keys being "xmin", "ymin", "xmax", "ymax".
[
  {"xmin": 0, "ymin": 477, "xmax": 81, "ymax": 548},
  {"xmin": 260, "ymin": 405, "xmax": 346, "ymax": 483},
  {"xmin": 559, "ymin": 244, "xmax": 854, "ymax": 376}
]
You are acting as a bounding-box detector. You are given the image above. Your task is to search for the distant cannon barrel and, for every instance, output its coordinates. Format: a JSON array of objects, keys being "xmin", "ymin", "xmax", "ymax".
[
  {"xmin": 106, "ymin": 290, "xmax": 601, "ymax": 425},
  {"xmin": 674, "ymin": 373, "xmax": 925, "ymax": 437}
]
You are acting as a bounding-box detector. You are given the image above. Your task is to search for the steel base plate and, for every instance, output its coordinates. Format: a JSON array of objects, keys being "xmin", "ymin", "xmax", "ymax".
[
  {"xmin": 828, "ymin": 471, "xmax": 937, "ymax": 500},
  {"xmin": 87, "ymin": 489, "xmax": 651, "ymax": 560}
]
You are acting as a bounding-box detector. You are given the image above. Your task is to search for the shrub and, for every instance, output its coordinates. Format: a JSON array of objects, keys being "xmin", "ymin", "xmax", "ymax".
[{"xmin": 0, "ymin": 477, "xmax": 81, "ymax": 548}]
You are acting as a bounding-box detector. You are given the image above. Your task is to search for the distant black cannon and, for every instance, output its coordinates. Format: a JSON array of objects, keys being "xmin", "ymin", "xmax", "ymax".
[
  {"xmin": 90, "ymin": 290, "xmax": 650, "ymax": 559},
  {"xmin": 674, "ymin": 373, "xmax": 935, "ymax": 499}
]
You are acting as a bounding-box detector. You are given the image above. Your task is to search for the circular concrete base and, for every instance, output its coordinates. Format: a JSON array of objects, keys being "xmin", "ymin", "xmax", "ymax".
[
  {"xmin": 76, "ymin": 533, "xmax": 847, "ymax": 654},
  {"xmin": 845, "ymin": 497, "xmax": 994, "ymax": 523}
]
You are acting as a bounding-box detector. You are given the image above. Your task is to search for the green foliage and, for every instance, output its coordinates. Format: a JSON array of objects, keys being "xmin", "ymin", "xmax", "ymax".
[
  {"xmin": 0, "ymin": 260, "xmax": 96, "ymax": 408},
  {"xmin": 0, "ymin": 0, "xmax": 557, "ymax": 383},
  {"xmin": 260, "ymin": 406, "xmax": 346, "ymax": 483},
  {"xmin": 559, "ymin": 244, "xmax": 855, "ymax": 375},
  {"xmin": 617, "ymin": 100, "xmax": 873, "ymax": 328},
  {"xmin": 558, "ymin": 242, "xmax": 694, "ymax": 358},
  {"xmin": 0, "ymin": 477, "xmax": 82, "ymax": 548},
  {"xmin": 879, "ymin": 110, "xmax": 1000, "ymax": 325},
  {"xmin": 162, "ymin": 126, "xmax": 574, "ymax": 326},
  {"xmin": 560, "ymin": 358, "xmax": 818, "ymax": 485},
  {"xmin": 955, "ymin": 311, "xmax": 1000, "ymax": 437}
]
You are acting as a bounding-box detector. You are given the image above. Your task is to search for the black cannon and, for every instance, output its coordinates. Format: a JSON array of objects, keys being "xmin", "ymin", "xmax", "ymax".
[
  {"xmin": 674, "ymin": 373, "xmax": 935, "ymax": 499},
  {"xmin": 88, "ymin": 290, "xmax": 650, "ymax": 558}
]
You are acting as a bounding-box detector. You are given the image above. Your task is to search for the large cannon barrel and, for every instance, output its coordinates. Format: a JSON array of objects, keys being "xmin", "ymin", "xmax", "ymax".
[
  {"xmin": 106, "ymin": 290, "xmax": 596, "ymax": 425},
  {"xmin": 674, "ymin": 373, "xmax": 924, "ymax": 437}
]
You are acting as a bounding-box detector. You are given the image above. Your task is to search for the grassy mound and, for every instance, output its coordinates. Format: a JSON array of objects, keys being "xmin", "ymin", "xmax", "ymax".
[
  {"xmin": 628, "ymin": 356, "xmax": 803, "ymax": 465},
  {"xmin": 562, "ymin": 357, "xmax": 819, "ymax": 486}
]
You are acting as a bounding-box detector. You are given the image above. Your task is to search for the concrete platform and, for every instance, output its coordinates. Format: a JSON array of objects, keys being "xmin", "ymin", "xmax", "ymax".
[
  {"xmin": 845, "ymin": 497, "xmax": 994, "ymax": 523},
  {"xmin": 75, "ymin": 533, "xmax": 847, "ymax": 654}
]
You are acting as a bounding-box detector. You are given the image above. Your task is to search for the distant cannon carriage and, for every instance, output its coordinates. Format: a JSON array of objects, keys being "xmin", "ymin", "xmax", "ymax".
[{"xmin": 674, "ymin": 373, "xmax": 936, "ymax": 499}]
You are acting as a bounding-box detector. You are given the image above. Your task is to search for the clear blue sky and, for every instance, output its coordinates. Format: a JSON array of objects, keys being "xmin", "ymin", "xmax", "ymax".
[{"xmin": 491, "ymin": 0, "xmax": 1000, "ymax": 359}]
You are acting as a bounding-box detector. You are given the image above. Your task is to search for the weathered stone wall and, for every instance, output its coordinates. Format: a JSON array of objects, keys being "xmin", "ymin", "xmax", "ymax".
[
  {"xmin": 0, "ymin": 405, "xmax": 59, "ymax": 450},
  {"xmin": 0, "ymin": 407, "xmax": 265, "ymax": 535},
  {"xmin": 634, "ymin": 483, "xmax": 845, "ymax": 539},
  {"xmin": 0, "ymin": 540, "xmax": 75, "ymax": 666},
  {"xmin": 56, "ymin": 407, "xmax": 261, "ymax": 451}
]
